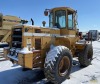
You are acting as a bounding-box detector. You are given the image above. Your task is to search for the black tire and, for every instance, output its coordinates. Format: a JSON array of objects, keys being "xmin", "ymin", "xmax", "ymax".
[
  {"xmin": 10, "ymin": 59, "xmax": 14, "ymax": 64},
  {"xmin": 78, "ymin": 44, "xmax": 93, "ymax": 67},
  {"xmin": 44, "ymin": 46, "xmax": 72, "ymax": 84}
]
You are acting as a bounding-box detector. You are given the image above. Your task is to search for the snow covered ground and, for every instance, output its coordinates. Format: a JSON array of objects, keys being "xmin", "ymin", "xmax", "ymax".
[{"xmin": 0, "ymin": 41, "xmax": 100, "ymax": 84}]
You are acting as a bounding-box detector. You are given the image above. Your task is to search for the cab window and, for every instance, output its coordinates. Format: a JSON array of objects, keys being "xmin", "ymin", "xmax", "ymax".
[
  {"xmin": 55, "ymin": 10, "xmax": 66, "ymax": 28},
  {"xmin": 68, "ymin": 11, "xmax": 74, "ymax": 29}
]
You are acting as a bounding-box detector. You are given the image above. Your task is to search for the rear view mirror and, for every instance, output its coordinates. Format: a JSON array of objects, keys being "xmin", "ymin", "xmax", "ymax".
[{"xmin": 44, "ymin": 10, "xmax": 48, "ymax": 16}]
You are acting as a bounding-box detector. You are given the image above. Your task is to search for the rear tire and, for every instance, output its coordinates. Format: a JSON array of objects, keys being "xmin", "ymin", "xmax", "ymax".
[
  {"xmin": 44, "ymin": 46, "xmax": 72, "ymax": 84},
  {"xmin": 78, "ymin": 44, "xmax": 93, "ymax": 67}
]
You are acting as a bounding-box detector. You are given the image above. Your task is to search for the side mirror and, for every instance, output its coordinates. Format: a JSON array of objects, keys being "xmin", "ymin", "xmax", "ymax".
[
  {"xmin": 44, "ymin": 9, "xmax": 50, "ymax": 16},
  {"xmin": 44, "ymin": 10, "xmax": 48, "ymax": 16}
]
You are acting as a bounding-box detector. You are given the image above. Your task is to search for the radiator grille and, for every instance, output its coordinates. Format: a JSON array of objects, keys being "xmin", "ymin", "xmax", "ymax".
[{"xmin": 12, "ymin": 28, "xmax": 22, "ymax": 48}]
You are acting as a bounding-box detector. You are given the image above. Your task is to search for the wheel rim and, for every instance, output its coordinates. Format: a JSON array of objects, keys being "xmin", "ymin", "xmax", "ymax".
[{"xmin": 58, "ymin": 56, "xmax": 70, "ymax": 77}]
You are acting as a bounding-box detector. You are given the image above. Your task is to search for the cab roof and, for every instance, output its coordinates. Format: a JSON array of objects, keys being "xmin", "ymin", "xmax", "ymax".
[{"xmin": 51, "ymin": 7, "xmax": 76, "ymax": 12}]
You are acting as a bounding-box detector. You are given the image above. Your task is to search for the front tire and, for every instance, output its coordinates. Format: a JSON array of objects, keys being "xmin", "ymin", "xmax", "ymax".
[{"xmin": 44, "ymin": 46, "xmax": 72, "ymax": 84}]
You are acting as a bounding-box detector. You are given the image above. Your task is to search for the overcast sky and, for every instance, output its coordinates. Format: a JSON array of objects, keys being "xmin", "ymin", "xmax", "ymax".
[{"xmin": 0, "ymin": 0, "xmax": 100, "ymax": 31}]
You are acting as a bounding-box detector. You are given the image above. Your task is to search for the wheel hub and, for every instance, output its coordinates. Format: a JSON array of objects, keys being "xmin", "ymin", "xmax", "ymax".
[{"xmin": 58, "ymin": 56, "xmax": 70, "ymax": 77}]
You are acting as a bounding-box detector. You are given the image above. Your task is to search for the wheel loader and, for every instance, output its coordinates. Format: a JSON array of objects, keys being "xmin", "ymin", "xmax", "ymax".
[{"xmin": 4, "ymin": 7, "xmax": 93, "ymax": 84}]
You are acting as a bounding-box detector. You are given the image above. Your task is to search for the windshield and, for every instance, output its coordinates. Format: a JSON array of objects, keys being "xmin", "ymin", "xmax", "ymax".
[
  {"xmin": 55, "ymin": 10, "xmax": 66, "ymax": 28},
  {"xmin": 49, "ymin": 10, "xmax": 66, "ymax": 28}
]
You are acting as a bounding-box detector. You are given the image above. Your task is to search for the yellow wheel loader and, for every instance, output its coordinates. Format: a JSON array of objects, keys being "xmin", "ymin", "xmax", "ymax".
[{"xmin": 4, "ymin": 7, "xmax": 93, "ymax": 84}]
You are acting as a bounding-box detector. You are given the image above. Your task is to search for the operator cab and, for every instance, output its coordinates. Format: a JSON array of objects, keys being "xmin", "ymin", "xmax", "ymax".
[{"xmin": 44, "ymin": 7, "xmax": 77, "ymax": 30}]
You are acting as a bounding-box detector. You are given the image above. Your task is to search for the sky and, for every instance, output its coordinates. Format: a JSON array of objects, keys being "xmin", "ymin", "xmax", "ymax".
[{"xmin": 0, "ymin": 0, "xmax": 100, "ymax": 32}]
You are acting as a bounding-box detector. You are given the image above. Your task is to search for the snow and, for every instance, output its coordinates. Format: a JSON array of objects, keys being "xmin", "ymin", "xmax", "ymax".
[
  {"xmin": 0, "ymin": 41, "xmax": 100, "ymax": 84},
  {"xmin": 98, "ymin": 39, "xmax": 100, "ymax": 42},
  {"xmin": 0, "ymin": 42, "xmax": 8, "ymax": 45},
  {"xmin": 19, "ymin": 47, "xmax": 32, "ymax": 54},
  {"xmin": 0, "ymin": 48, "xmax": 4, "ymax": 53}
]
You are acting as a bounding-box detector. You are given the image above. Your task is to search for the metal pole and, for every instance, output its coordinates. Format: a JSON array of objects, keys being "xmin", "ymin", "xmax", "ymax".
[{"xmin": 91, "ymin": 32, "xmax": 92, "ymax": 45}]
